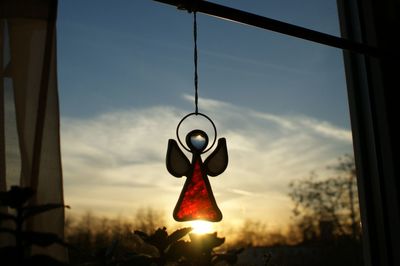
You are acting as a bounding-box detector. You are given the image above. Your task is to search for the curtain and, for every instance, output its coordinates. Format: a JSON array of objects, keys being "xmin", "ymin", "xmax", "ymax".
[{"xmin": 0, "ymin": 0, "xmax": 67, "ymax": 261}]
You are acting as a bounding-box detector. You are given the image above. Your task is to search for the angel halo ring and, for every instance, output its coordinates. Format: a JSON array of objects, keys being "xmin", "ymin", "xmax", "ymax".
[{"xmin": 176, "ymin": 112, "xmax": 217, "ymax": 154}]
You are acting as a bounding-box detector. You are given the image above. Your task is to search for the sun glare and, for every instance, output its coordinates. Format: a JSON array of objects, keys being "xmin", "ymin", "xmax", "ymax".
[{"xmin": 190, "ymin": 220, "xmax": 214, "ymax": 234}]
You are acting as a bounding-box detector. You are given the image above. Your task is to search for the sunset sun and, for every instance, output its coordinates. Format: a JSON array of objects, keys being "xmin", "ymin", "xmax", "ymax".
[{"xmin": 190, "ymin": 220, "xmax": 214, "ymax": 234}]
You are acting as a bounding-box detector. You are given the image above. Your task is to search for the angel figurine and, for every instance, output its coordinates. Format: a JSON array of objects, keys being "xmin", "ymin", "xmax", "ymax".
[{"xmin": 166, "ymin": 128, "xmax": 228, "ymax": 222}]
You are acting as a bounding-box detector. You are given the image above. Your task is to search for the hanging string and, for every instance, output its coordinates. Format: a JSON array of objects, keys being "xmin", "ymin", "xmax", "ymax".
[{"xmin": 193, "ymin": 11, "xmax": 199, "ymax": 114}]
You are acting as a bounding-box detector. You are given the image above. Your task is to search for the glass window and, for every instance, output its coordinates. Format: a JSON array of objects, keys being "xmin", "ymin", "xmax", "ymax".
[{"xmin": 58, "ymin": 1, "xmax": 364, "ymax": 265}]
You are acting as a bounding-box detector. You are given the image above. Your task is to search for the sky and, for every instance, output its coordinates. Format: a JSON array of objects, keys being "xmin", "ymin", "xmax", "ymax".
[{"xmin": 57, "ymin": 0, "xmax": 353, "ymax": 232}]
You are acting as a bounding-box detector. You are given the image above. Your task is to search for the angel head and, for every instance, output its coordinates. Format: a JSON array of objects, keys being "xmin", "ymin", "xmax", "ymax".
[{"xmin": 186, "ymin": 129, "xmax": 209, "ymax": 154}]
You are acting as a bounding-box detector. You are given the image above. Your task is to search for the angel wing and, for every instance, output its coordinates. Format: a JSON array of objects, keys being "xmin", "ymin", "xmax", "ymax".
[
  {"xmin": 204, "ymin": 138, "xmax": 228, "ymax": 176},
  {"xmin": 166, "ymin": 139, "xmax": 191, "ymax": 177}
]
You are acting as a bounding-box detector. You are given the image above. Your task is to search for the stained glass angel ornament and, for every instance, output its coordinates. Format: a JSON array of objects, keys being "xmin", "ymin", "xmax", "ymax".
[{"xmin": 166, "ymin": 113, "xmax": 228, "ymax": 222}]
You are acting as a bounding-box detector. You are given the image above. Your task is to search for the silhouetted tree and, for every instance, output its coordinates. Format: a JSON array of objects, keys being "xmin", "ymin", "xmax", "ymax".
[
  {"xmin": 288, "ymin": 154, "xmax": 360, "ymax": 241},
  {"xmin": 134, "ymin": 207, "xmax": 166, "ymax": 234},
  {"xmin": 65, "ymin": 207, "xmax": 165, "ymax": 264},
  {"xmin": 231, "ymin": 219, "xmax": 288, "ymax": 247}
]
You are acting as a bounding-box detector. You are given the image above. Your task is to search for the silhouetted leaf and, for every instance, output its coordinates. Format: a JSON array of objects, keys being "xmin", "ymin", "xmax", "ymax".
[
  {"xmin": 166, "ymin": 227, "xmax": 192, "ymax": 245},
  {"xmin": 22, "ymin": 203, "xmax": 70, "ymax": 219},
  {"xmin": 0, "ymin": 186, "xmax": 34, "ymax": 209},
  {"xmin": 146, "ymin": 227, "xmax": 169, "ymax": 252},
  {"xmin": 22, "ymin": 231, "xmax": 67, "ymax": 247},
  {"xmin": 134, "ymin": 230, "xmax": 149, "ymax": 240},
  {"xmin": 0, "ymin": 212, "xmax": 16, "ymax": 222},
  {"xmin": 166, "ymin": 240, "xmax": 190, "ymax": 261}
]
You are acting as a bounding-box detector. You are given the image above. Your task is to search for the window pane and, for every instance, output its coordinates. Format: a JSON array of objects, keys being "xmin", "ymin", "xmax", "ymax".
[{"xmin": 58, "ymin": 1, "xmax": 363, "ymax": 265}]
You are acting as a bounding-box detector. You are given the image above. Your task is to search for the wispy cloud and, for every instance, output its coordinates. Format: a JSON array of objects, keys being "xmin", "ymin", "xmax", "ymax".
[
  {"xmin": 297, "ymin": 117, "xmax": 352, "ymax": 142},
  {"xmin": 61, "ymin": 96, "xmax": 352, "ymax": 228},
  {"xmin": 182, "ymin": 94, "xmax": 230, "ymax": 111}
]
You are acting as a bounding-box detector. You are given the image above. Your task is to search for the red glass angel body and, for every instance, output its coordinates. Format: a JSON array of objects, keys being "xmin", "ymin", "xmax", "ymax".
[{"xmin": 166, "ymin": 129, "xmax": 228, "ymax": 222}]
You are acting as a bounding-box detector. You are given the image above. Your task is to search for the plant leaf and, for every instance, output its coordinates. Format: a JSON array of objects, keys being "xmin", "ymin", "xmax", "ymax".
[
  {"xmin": 166, "ymin": 227, "xmax": 192, "ymax": 246},
  {"xmin": 0, "ymin": 186, "xmax": 34, "ymax": 209},
  {"xmin": 145, "ymin": 227, "xmax": 169, "ymax": 252},
  {"xmin": 134, "ymin": 230, "xmax": 149, "ymax": 240},
  {"xmin": 0, "ymin": 212, "xmax": 16, "ymax": 222},
  {"xmin": 165, "ymin": 240, "xmax": 190, "ymax": 261},
  {"xmin": 22, "ymin": 231, "xmax": 68, "ymax": 247},
  {"xmin": 22, "ymin": 203, "xmax": 70, "ymax": 219}
]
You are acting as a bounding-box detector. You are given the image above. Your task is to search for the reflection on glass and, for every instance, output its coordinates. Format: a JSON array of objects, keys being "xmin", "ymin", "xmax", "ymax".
[{"xmin": 190, "ymin": 134, "xmax": 207, "ymax": 150}]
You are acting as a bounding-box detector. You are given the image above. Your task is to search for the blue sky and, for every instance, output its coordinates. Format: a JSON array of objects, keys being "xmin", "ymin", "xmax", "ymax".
[
  {"xmin": 57, "ymin": 0, "xmax": 348, "ymax": 127},
  {"xmin": 57, "ymin": 0, "xmax": 354, "ymax": 233}
]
